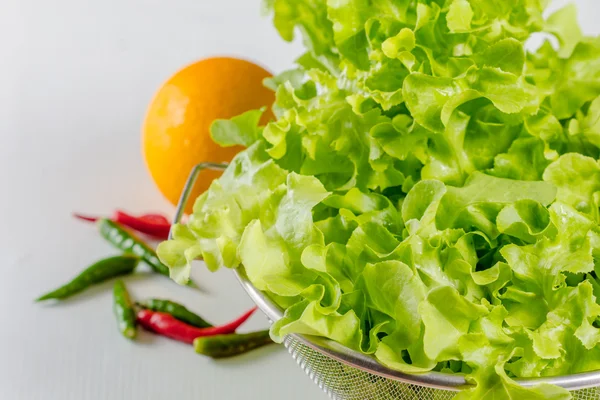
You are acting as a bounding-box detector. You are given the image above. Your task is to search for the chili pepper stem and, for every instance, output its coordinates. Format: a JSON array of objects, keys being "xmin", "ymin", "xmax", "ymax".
[
  {"xmin": 186, "ymin": 279, "xmax": 199, "ymax": 289},
  {"xmin": 123, "ymin": 327, "xmax": 137, "ymax": 339}
]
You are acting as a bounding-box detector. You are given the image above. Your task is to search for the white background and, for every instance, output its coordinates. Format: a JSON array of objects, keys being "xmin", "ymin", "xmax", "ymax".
[{"xmin": 1, "ymin": 1, "xmax": 598, "ymax": 399}]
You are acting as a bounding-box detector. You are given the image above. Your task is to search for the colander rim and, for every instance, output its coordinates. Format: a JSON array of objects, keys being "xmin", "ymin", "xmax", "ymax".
[{"xmin": 233, "ymin": 267, "xmax": 600, "ymax": 392}]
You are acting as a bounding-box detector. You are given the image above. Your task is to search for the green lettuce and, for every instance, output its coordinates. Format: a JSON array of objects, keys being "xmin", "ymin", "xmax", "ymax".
[{"xmin": 157, "ymin": 1, "xmax": 600, "ymax": 399}]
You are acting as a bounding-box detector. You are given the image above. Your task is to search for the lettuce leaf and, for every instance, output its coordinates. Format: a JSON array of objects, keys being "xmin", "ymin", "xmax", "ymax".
[
  {"xmin": 157, "ymin": 2, "xmax": 600, "ymax": 399},
  {"xmin": 211, "ymin": 109, "xmax": 265, "ymax": 147}
]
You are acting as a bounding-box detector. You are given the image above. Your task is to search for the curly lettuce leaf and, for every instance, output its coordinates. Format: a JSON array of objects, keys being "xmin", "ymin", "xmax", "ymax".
[
  {"xmin": 210, "ymin": 109, "xmax": 266, "ymax": 147},
  {"xmin": 266, "ymin": 0, "xmax": 335, "ymax": 56},
  {"xmin": 489, "ymin": 137, "xmax": 550, "ymax": 181},
  {"xmin": 157, "ymin": 2, "xmax": 600, "ymax": 399},
  {"xmin": 420, "ymin": 286, "xmax": 488, "ymax": 360},
  {"xmin": 435, "ymin": 172, "xmax": 556, "ymax": 237},
  {"xmin": 543, "ymin": 153, "xmax": 600, "ymax": 220},
  {"xmin": 545, "ymin": 4, "xmax": 583, "ymax": 59}
]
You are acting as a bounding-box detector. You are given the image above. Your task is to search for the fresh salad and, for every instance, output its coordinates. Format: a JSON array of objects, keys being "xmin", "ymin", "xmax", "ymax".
[{"xmin": 158, "ymin": 1, "xmax": 600, "ymax": 398}]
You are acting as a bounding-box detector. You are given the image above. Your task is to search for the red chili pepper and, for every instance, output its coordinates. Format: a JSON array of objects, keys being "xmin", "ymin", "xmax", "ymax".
[
  {"xmin": 137, "ymin": 306, "xmax": 258, "ymax": 344},
  {"xmin": 138, "ymin": 214, "xmax": 170, "ymax": 225},
  {"xmin": 73, "ymin": 210, "xmax": 172, "ymax": 240},
  {"xmin": 113, "ymin": 211, "xmax": 171, "ymax": 239}
]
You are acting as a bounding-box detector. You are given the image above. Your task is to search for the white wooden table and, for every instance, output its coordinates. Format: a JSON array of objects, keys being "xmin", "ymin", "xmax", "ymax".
[{"xmin": 0, "ymin": 0, "xmax": 598, "ymax": 399}]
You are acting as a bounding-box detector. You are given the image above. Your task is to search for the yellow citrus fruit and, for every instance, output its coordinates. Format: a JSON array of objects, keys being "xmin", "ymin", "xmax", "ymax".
[{"xmin": 143, "ymin": 57, "xmax": 274, "ymax": 214}]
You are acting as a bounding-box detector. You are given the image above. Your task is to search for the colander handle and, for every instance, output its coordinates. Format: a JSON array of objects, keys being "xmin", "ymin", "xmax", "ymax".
[{"xmin": 169, "ymin": 162, "xmax": 229, "ymax": 239}]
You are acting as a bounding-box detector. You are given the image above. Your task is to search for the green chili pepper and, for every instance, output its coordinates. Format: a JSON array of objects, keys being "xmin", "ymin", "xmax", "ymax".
[
  {"xmin": 98, "ymin": 219, "xmax": 196, "ymax": 287},
  {"xmin": 36, "ymin": 255, "xmax": 140, "ymax": 302},
  {"xmin": 137, "ymin": 299, "xmax": 212, "ymax": 328},
  {"xmin": 193, "ymin": 330, "xmax": 274, "ymax": 359},
  {"xmin": 113, "ymin": 280, "xmax": 137, "ymax": 339}
]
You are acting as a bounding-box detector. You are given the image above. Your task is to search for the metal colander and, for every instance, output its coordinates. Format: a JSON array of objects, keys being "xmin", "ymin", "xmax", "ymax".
[
  {"xmin": 281, "ymin": 337, "xmax": 600, "ymax": 400},
  {"xmin": 173, "ymin": 163, "xmax": 600, "ymax": 400}
]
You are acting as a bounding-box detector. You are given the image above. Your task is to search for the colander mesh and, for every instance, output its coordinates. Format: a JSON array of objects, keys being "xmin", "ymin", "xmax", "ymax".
[{"xmin": 283, "ymin": 337, "xmax": 600, "ymax": 400}]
